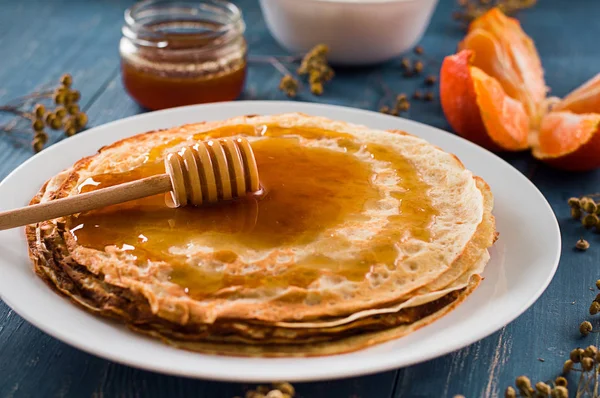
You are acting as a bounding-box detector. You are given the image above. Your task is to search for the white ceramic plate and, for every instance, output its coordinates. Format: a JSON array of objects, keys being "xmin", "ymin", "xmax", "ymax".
[{"xmin": 0, "ymin": 101, "xmax": 560, "ymax": 382}]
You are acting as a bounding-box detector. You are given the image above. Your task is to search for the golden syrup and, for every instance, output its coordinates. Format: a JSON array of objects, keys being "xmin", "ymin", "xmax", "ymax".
[
  {"xmin": 68, "ymin": 126, "xmax": 437, "ymax": 299},
  {"xmin": 121, "ymin": 59, "xmax": 246, "ymax": 111},
  {"xmin": 120, "ymin": 2, "xmax": 248, "ymax": 111}
]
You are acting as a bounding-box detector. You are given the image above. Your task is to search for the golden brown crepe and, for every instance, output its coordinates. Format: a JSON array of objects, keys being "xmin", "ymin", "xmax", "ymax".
[{"xmin": 27, "ymin": 113, "xmax": 496, "ymax": 356}]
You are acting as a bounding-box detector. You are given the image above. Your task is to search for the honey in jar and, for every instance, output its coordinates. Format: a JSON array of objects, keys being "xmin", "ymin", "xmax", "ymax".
[{"xmin": 119, "ymin": 0, "xmax": 247, "ymax": 110}]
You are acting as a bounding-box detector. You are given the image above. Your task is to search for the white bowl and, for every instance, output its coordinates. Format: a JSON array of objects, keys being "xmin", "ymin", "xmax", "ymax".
[{"xmin": 258, "ymin": 0, "xmax": 439, "ymax": 66}]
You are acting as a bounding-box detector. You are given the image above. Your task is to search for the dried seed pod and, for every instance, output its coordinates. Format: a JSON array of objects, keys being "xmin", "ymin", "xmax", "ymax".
[
  {"xmin": 379, "ymin": 106, "xmax": 390, "ymax": 114},
  {"xmin": 535, "ymin": 381, "xmax": 551, "ymax": 396},
  {"xmin": 272, "ymin": 383, "xmax": 294, "ymax": 396},
  {"xmin": 400, "ymin": 58, "xmax": 411, "ymax": 70},
  {"xmin": 424, "ymin": 92, "xmax": 435, "ymax": 101},
  {"xmin": 563, "ymin": 359, "xmax": 574, "ymax": 374},
  {"xmin": 554, "ymin": 376, "xmax": 567, "ymax": 387},
  {"xmin": 516, "ymin": 375, "xmax": 531, "ymax": 388},
  {"xmin": 504, "ymin": 386, "xmax": 516, "ymax": 398},
  {"xmin": 414, "ymin": 60, "xmax": 424, "ymax": 74},
  {"xmin": 60, "ymin": 73, "xmax": 73, "ymax": 88},
  {"xmin": 581, "ymin": 197, "xmax": 595, "ymax": 210},
  {"xmin": 413, "ymin": 90, "xmax": 423, "ymax": 100},
  {"xmin": 53, "ymin": 91, "xmax": 66, "ymax": 105},
  {"xmin": 32, "ymin": 119, "xmax": 44, "ymax": 131},
  {"xmin": 34, "ymin": 131, "xmax": 48, "ymax": 145},
  {"xmin": 67, "ymin": 104, "xmax": 80, "ymax": 115},
  {"xmin": 32, "ymin": 136, "xmax": 44, "ymax": 153},
  {"xmin": 580, "ymin": 321, "xmax": 593, "ymax": 336},
  {"xmin": 75, "ymin": 112, "xmax": 88, "ymax": 129},
  {"xmin": 582, "ymin": 356, "xmax": 594, "ymax": 371},
  {"xmin": 256, "ymin": 386, "xmax": 270, "ymax": 394},
  {"xmin": 44, "ymin": 112, "xmax": 54, "ymax": 126},
  {"xmin": 310, "ymin": 82, "xmax": 323, "ymax": 96},
  {"xmin": 516, "ymin": 376, "xmax": 532, "ymax": 396},
  {"xmin": 397, "ymin": 101, "xmax": 410, "ymax": 112},
  {"xmin": 309, "ymin": 70, "xmax": 321, "ymax": 84},
  {"xmin": 571, "ymin": 207, "xmax": 582, "ymax": 220},
  {"xmin": 590, "ymin": 301, "xmax": 600, "ymax": 315},
  {"xmin": 425, "ymin": 75, "xmax": 437, "ymax": 85},
  {"xmin": 550, "ymin": 386, "xmax": 568, "ymax": 398},
  {"xmin": 69, "ymin": 90, "xmax": 81, "ymax": 103},
  {"xmin": 34, "ymin": 104, "xmax": 46, "ymax": 119},
  {"xmin": 414, "ymin": 46, "xmax": 423, "ymax": 54},
  {"xmin": 570, "ymin": 348, "xmax": 584, "ymax": 363},
  {"xmin": 568, "ymin": 197, "xmax": 581, "ymax": 208},
  {"xmin": 583, "ymin": 200, "xmax": 598, "ymax": 214},
  {"xmin": 576, "ymin": 238, "xmax": 590, "ymax": 251},
  {"xmin": 279, "ymin": 75, "xmax": 298, "ymax": 98},
  {"xmin": 50, "ymin": 117, "xmax": 63, "ymax": 130},
  {"xmin": 65, "ymin": 126, "xmax": 76, "ymax": 137},
  {"xmin": 55, "ymin": 106, "xmax": 67, "ymax": 119},
  {"xmin": 584, "ymin": 345, "xmax": 598, "ymax": 357}
]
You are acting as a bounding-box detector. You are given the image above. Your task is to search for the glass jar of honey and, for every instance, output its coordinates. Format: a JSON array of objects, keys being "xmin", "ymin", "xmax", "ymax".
[{"xmin": 120, "ymin": 0, "xmax": 247, "ymax": 110}]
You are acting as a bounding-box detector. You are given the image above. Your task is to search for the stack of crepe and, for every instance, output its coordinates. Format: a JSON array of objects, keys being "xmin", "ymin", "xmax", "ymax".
[{"xmin": 27, "ymin": 113, "xmax": 496, "ymax": 357}]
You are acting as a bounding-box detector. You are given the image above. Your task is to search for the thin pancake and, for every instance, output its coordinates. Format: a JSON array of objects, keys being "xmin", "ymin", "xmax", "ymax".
[
  {"xmin": 29, "ymin": 113, "xmax": 493, "ymax": 324},
  {"xmin": 129, "ymin": 278, "xmax": 480, "ymax": 357}
]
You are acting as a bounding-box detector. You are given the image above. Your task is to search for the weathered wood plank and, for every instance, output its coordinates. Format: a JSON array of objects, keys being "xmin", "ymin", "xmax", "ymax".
[
  {"xmin": 0, "ymin": 1, "xmax": 400, "ymax": 397},
  {"xmin": 0, "ymin": 0, "xmax": 130, "ymax": 179},
  {"xmin": 389, "ymin": 1, "xmax": 600, "ymax": 397}
]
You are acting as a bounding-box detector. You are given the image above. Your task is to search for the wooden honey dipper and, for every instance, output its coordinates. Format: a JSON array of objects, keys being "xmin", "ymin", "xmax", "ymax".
[{"xmin": 0, "ymin": 137, "xmax": 261, "ymax": 231}]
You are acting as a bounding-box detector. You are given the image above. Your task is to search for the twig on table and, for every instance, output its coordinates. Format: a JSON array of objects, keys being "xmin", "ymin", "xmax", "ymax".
[{"xmin": 248, "ymin": 55, "xmax": 301, "ymax": 64}]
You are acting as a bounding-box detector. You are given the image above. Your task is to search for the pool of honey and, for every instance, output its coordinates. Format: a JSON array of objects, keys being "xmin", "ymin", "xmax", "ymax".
[{"xmin": 69, "ymin": 126, "xmax": 437, "ymax": 298}]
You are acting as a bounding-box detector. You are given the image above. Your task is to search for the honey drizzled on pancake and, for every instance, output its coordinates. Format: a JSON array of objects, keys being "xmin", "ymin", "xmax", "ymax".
[{"xmin": 68, "ymin": 125, "xmax": 437, "ymax": 299}]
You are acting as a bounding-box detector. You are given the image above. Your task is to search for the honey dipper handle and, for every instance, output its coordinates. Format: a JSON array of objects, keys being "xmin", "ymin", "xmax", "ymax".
[{"xmin": 0, "ymin": 174, "xmax": 173, "ymax": 231}]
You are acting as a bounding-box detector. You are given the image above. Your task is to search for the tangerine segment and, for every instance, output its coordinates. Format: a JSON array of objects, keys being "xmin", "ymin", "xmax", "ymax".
[
  {"xmin": 471, "ymin": 66, "xmax": 530, "ymax": 151},
  {"xmin": 533, "ymin": 111, "xmax": 600, "ymax": 171},
  {"xmin": 440, "ymin": 50, "xmax": 529, "ymax": 152},
  {"xmin": 554, "ymin": 73, "xmax": 600, "ymax": 114},
  {"xmin": 461, "ymin": 8, "xmax": 546, "ymax": 127}
]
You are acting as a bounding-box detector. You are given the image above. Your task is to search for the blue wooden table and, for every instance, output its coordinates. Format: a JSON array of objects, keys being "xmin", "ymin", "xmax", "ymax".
[{"xmin": 1, "ymin": 0, "xmax": 599, "ymax": 397}]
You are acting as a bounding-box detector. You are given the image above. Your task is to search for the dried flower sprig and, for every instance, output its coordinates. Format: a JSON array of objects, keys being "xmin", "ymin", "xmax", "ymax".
[
  {"xmin": 248, "ymin": 44, "xmax": 333, "ymax": 98},
  {"xmin": 577, "ymin": 279, "xmax": 600, "ymax": 340},
  {"xmin": 568, "ymin": 195, "xmax": 600, "ymax": 249},
  {"xmin": 0, "ymin": 74, "xmax": 87, "ymax": 152},
  {"xmin": 504, "ymin": 375, "xmax": 568, "ymax": 398},
  {"xmin": 389, "ymin": 46, "xmax": 439, "ymax": 111},
  {"xmin": 500, "ymin": 340, "xmax": 600, "ymax": 397},
  {"xmin": 380, "ymin": 93, "xmax": 411, "ymax": 116},
  {"xmin": 234, "ymin": 382, "xmax": 296, "ymax": 398},
  {"xmin": 377, "ymin": 45, "xmax": 439, "ymax": 116},
  {"xmin": 297, "ymin": 44, "xmax": 334, "ymax": 95},
  {"xmin": 562, "ymin": 345, "xmax": 600, "ymax": 397},
  {"xmin": 453, "ymin": 0, "xmax": 537, "ymax": 29}
]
